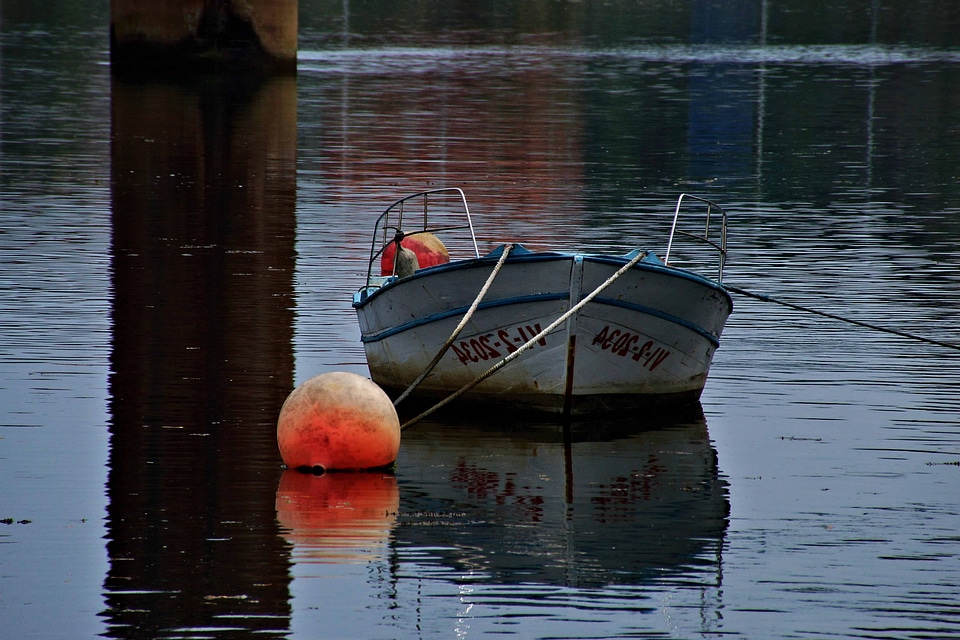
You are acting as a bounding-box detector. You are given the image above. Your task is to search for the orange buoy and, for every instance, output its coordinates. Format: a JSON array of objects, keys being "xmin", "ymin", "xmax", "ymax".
[
  {"xmin": 380, "ymin": 231, "xmax": 449, "ymax": 276},
  {"xmin": 277, "ymin": 372, "xmax": 401, "ymax": 471}
]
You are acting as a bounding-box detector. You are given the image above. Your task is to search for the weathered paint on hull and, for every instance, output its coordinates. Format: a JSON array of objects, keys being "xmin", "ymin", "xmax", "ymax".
[{"xmin": 354, "ymin": 250, "xmax": 731, "ymax": 415}]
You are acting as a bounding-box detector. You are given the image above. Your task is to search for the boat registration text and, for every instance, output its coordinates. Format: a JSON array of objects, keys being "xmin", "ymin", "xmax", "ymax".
[
  {"xmin": 452, "ymin": 324, "xmax": 548, "ymax": 365},
  {"xmin": 591, "ymin": 325, "xmax": 671, "ymax": 371}
]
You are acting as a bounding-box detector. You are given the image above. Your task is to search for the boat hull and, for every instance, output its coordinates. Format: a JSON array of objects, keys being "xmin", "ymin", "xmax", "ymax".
[{"xmin": 353, "ymin": 248, "xmax": 732, "ymax": 415}]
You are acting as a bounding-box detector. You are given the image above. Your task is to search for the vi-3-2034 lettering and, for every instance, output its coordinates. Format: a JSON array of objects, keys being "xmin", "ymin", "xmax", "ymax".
[{"xmin": 452, "ymin": 324, "xmax": 547, "ymax": 364}]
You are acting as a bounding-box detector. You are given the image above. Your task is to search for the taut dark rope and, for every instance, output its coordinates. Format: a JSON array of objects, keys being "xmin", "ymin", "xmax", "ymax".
[{"xmin": 726, "ymin": 285, "xmax": 960, "ymax": 353}]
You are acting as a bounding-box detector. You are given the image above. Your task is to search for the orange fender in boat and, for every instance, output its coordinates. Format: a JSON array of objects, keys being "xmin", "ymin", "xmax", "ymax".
[{"xmin": 380, "ymin": 232, "xmax": 449, "ymax": 276}]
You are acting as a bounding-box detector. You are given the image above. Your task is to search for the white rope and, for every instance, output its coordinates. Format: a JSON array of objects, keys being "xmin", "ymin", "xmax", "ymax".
[
  {"xmin": 401, "ymin": 249, "xmax": 648, "ymax": 430},
  {"xmin": 393, "ymin": 244, "xmax": 514, "ymax": 407}
]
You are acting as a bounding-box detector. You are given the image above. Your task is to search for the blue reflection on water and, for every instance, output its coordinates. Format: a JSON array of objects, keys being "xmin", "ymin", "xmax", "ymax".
[{"xmin": 3, "ymin": 4, "xmax": 960, "ymax": 639}]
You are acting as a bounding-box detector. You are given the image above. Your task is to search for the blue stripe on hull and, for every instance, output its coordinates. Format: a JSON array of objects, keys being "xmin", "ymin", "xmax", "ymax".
[
  {"xmin": 583, "ymin": 255, "xmax": 732, "ymax": 305},
  {"xmin": 360, "ymin": 291, "xmax": 721, "ymax": 348},
  {"xmin": 359, "ymin": 292, "xmax": 569, "ymax": 343},
  {"xmin": 352, "ymin": 250, "xmax": 573, "ymax": 310},
  {"xmin": 589, "ymin": 296, "xmax": 721, "ymax": 348}
]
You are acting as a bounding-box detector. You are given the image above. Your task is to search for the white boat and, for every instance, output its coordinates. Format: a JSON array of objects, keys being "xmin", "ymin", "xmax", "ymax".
[{"xmin": 352, "ymin": 188, "xmax": 732, "ymax": 416}]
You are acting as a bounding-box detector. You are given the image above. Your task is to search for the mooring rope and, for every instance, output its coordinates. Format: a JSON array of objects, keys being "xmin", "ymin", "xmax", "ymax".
[
  {"xmin": 725, "ymin": 284, "xmax": 960, "ymax": 353},
  {"xmin": 393, "ymin": 243, "xmax": 514, "ymax": 408},
  {"xmin": 400, "ymin": 249, "xmax": 648, "ymax": 430}
]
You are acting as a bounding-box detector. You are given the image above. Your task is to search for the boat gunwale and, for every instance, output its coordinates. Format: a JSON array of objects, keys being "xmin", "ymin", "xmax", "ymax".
[
  {"xmin": 354, "ymin": 251, "xmax": 729, "ymax": 347},
  {"xmin": 352, "ymin": 247, "xmax": 732, "ymax": 310},
  {"xmin": 359, "ymin": 291, "xmax": 724, "ymax": 348},
  {"xmin": 582, "ymin": 254, "xmax": 732, "ymax": 306}
]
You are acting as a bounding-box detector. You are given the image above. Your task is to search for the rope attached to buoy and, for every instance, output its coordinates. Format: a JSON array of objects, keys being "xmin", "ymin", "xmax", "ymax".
[
  {"xmin": 401, "ymin": 249, "xmax": 649, "ymax": 430},
  {"xmin": 726, "ymin": 284, "xmax": 960, "ymax": 353},
  {"xmin": 393, "ymin": 243, "xmax": 514, "ymax": 407}
]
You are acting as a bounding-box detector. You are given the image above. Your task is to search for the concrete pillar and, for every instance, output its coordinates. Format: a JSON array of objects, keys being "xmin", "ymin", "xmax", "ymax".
[{"xmin": 111, "ymin": 0, "xmax": 297, "ymax": 74}]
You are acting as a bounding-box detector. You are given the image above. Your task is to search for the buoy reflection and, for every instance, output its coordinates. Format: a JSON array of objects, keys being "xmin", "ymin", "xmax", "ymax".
[{"xmin": 275, "ymin": 470, "xmax": 399, "ymax": 563}]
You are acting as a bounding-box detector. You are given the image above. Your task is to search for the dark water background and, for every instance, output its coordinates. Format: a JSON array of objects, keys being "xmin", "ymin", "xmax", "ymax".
[{"xmin": 2, "ymin": 1, "xmax": 960, "ymax": 638}]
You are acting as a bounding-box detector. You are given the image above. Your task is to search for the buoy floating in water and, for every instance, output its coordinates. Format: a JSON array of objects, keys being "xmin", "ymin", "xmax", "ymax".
[{"xmin": 277, "ymin": 372, "xmax": 401, "ymax": 472}]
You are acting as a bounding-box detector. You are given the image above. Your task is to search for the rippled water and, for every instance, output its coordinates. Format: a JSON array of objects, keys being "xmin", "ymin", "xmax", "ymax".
[{"xmin": 3, "ymin": 3, "xmax": 960, "ymax": 639}]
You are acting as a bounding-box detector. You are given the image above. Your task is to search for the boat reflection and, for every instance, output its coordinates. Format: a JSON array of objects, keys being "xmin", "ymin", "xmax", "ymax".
[
  {"xmin": 276, "ymin": 470, "xmax": 399, "ymax": 563},
  {"xmin": 273, "ymin": 399, "xmax": 727, "ymax": 635},
  {"xmin": 392, "ymin": 404, "xmax": 729, "ymax": 589}
]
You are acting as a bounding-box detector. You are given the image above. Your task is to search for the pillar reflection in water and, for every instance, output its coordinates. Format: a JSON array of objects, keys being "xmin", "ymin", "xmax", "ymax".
[{"xmin": 103, "ymin": 72, "xmax": 297, "ymax": 638}]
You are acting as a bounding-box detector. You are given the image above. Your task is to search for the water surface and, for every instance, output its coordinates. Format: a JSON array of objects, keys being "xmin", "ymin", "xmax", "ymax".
[{"xmin": 2, "ymin": 2, "xmax": 960, "ymax": 638}]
